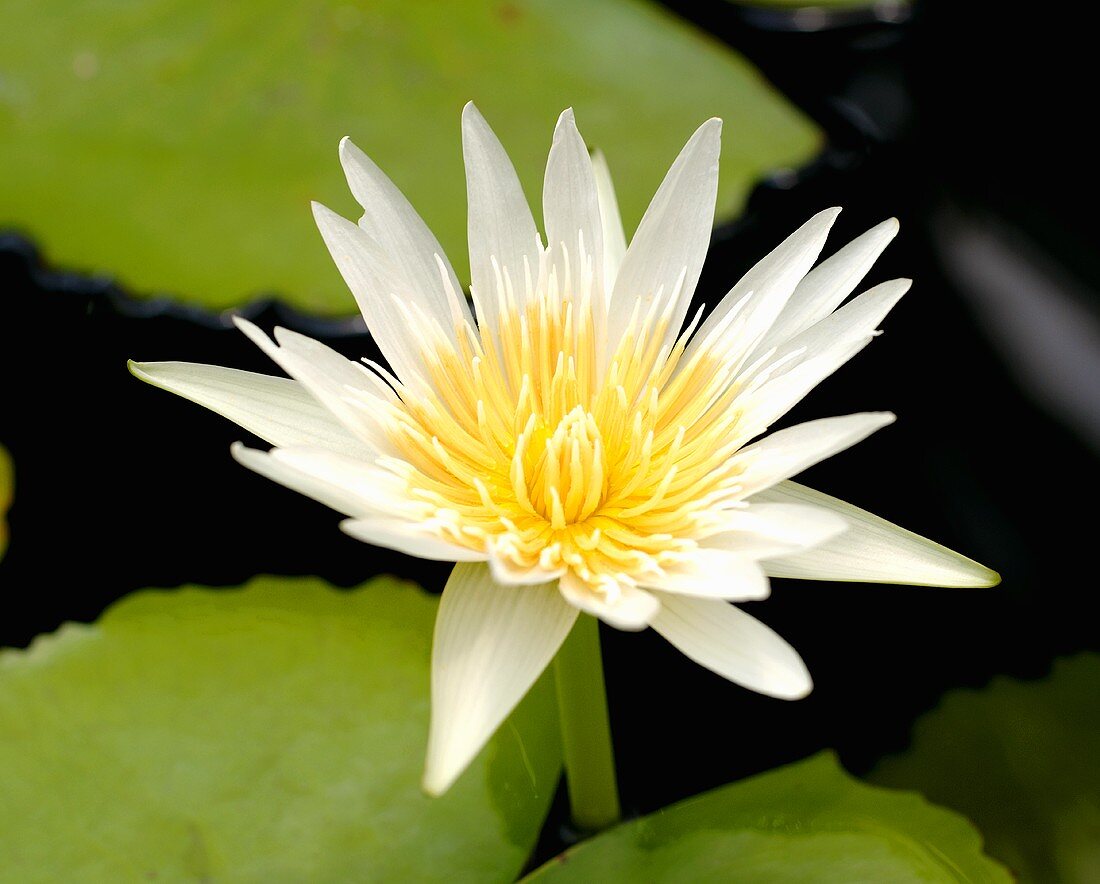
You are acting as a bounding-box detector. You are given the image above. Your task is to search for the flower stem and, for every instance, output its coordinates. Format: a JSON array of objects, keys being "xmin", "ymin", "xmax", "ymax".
[{"xmin": 553, "ymin": 613, "xmax": 621, "ymax": 832}]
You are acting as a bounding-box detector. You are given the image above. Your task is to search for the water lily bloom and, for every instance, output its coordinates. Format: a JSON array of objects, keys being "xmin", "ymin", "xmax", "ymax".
[{"xmin": 131, "ymin": 103, "xmax": 998, "ymax": 796}]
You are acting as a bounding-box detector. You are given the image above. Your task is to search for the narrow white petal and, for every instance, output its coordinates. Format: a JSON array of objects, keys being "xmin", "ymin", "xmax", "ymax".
[
  {"xmin": 684, "ymin": 208, "xmax": 841, "ymax": 371},
  {"xmin": 559, "ymin": 571, "xmax": 659, "ymax": 630},
  {"xmin": 312, "ymin": 202, "xmax": 434, "ymax": 386},
  {"xmin": 423, "ymin": 563, "xmax": 577, "ymax": 795},
  {"xmin": 340, "ymin": 518, "xmax": 486, "ymax": 562},
  {"xmin": 734, "ymin": 346, "xmax": 872, "ymax": 444},
  {"xmin": 754, "ymin": 278, "xmax": 911, "ymax": 389},
  {"xmin": 234, "ymin": 318, "xmax": 395, "ymax": 455},
  {"xmin": 543, "ymin": 108, "xmax": 603, "ymax": 298},
  {"xmin": 231, "ymin": 443, "xmax": 417, "ymax": 521},
  {"xmin": 339, "ymin": 137, "xmax": 474, "ymax": 332},
  {"xmin": 591, "ymin": 149, "xmax": 627, "ymax": 292},
  {"xmin": 462, "ymin": 101, "xmax": 541, "ymax": 328},
  {"xmin": 129, "ymin": 360, "xmax": 372, "ymax": 458},
  {"xmin": 642, "ymin": 550, "xmax": 770, "ymax": 601},
  {"xmin": 754, "ymin": 481, "xmax": 1001, "ymax": 587},
  {"xmin": 606, "ymin": 118, "xmax": 721, "ymax": 359},
  {"xmin": 707, "ymin": 502, "xmax": 847, "ymax": 559},
  {"xmin": 651, "ymin": 594, "xmax": 812, "ymax": 699},
  {"xmin": 733, "ymin": 412, "xmax": 895, "ymax": 497},
  {"xmin": 756, "ymin": 218, "xmax": 899, "ymax": 353}
]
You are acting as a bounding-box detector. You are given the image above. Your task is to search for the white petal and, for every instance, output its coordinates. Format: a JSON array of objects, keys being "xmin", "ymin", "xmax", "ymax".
[
  {"xmin": 231, "ymin": 443, "xmax": 417, "ymax": 521},
  {"xmin": 234, "ymin": 318, "xmax": 396, "ymax": 456},
  {"xmin": 558, "ymin": 571, "xmax": 659, "ymax": 630},
  {"xmin": 462, "ymin": 101, "xmax": 541, "ymax": 328},
  {"xmin": 753, "ymin": 278, "xmax": 911, "ymax": 390},
  {"xmin": 129, "ymin": 360, "xmax": 372, "ymax": 458},
  {"xmin": 651, "ymin": 594, "xmax": 811, "ymax": 699},
  {"xmin": 743, "ymin": 337, "xmax": 879, "ymax": 451},
  {"xmin": 754, "ymin": 481, "xmax": 1001, "ymax": 587},
  {"xmin": 606, "ymin": 118, "xmax": 721, "ymax": 360},
  {"xmin": 543, "ymin": 108, "xmax": 603, "ymax": 297},
  {"xmin": 755, "ymin": 217, "xmax": 899, "ymax": 354},
  {"xmin": 591, "ymin": 150, "xmax": 627, "ymax": 292},
  {"xmin": 642, "ymin": 549, "xmax": 770, "ymax": 601},
  {"xmin": 312, "ymin": 202, "xmax": 434, "ymax": 386},
  {"xmin": 423, "ymin": 563, "xmax": 577, "ymax": 795},
  {"xmin": 340, "ymin": 518, "xmax": 486, "ymax": 562},
  {"xmin": 684, "ymin": 208, "xmax": 841, "ymax": 371},
  {"xmin": 731, "ymin": 412, "xmax": 895, "ymax": 498},
  {"xmin": 339, "ymin": 137, "xmax": 474, "ymax": 332},
  {"xmin": 706, "ymin": 502, "xmax": 847, "ymax": 559}
]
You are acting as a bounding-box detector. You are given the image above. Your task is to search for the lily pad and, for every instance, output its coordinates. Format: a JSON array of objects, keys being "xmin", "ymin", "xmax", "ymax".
[
  {"xmin": 873, "ymin": 655, "xmax": 1100, "ymax": 884},
  {"xmin": 525, "ymin": 752, "xmax": 1009, "ymax": 882},
  {"xmin": 0, "ymin": 0, "xmax": 819, "ymax": 313},
  {"xmin": 0, "ymin": 576, "xmax": 561, "ymax": 881}
]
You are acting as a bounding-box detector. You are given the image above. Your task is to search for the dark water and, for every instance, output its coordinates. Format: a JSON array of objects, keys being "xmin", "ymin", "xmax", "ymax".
[{"xmin": 1, "ymin": 0, "xmax": 1096, "ymax": 858}]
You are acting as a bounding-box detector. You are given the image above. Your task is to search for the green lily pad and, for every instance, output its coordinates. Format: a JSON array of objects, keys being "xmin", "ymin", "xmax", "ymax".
[
  {"xmin": 0, "ymin": 444, "xmax": 10, "ymax": 559},
  {"xmin": 525, "ymin": 752, "xmax": 1009, "ymax": 882},
  {"xmin": 872, "ymin": 655, "xmax": 1100, "ymax": 884},
  {"xmin": 0, "ymin": 0, "xmax": 819, "ymax": 313},
  {"xmin": 0, "ymin": 576, "xmax": 561, "ymax": 881}
]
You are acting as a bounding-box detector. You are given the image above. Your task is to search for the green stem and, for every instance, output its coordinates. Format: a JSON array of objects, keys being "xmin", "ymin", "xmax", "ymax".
[{"xmin": 553, "ymin": 613, "xmax": 621, "ymax": 832}]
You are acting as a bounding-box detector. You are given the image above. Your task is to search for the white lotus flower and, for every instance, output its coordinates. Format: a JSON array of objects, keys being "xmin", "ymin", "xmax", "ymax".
[{"xmin": 131, "ymin": 104, "xmax": 998, "ymax": 797}]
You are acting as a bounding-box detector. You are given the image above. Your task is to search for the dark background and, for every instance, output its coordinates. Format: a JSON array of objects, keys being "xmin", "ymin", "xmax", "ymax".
[{"xmin": 1, "ymin": 0, "xmax": 1095, "ymax": 849}]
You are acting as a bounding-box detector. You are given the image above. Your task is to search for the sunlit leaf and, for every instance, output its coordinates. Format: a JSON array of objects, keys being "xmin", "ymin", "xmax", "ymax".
[
  {"xmin": 0, "ymin": 576, "xmax": 561, "ymax": 881},
  {"xmin": 0, "ymin": 0, "xmax": 819, "ymax": 312},
  {"xmin": 873, "ymin": 655, "xmax": 1100, "ymax": 884},
  {"xmin": 525, "ymin": 752, "xmax": 1009, "ymax": 882}
]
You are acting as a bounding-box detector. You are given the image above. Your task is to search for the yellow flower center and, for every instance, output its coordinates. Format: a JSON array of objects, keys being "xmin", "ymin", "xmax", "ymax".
[{"xmin": 377, "ymin": 251, "xmax": 744, "ymax": 590}]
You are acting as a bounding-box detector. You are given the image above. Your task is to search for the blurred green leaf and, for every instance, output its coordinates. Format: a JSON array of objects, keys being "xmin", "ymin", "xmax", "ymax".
[
  {"xmin": 872, "ymin": 655, "xmax": 1100, "ymax": 884},
  {"xmin": 525, "ymin": 752, "xmax": 1009, "ymax": 882},
  {"xmin": 0, "ymin": 576, "xmax": 561, "ymax": 881},
  {"xmin": 0, "ymin": 0, "xmax": 819, "ymax": 313},
  {"xmin": 0, "ymin": 444, "xmax": 10, "ymax": 559}
]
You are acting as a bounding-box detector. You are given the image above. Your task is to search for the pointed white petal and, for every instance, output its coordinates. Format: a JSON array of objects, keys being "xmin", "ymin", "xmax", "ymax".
[
  {"xmin": 462, "ymin": 102, "xmax": 541, "ymax": 328},
  {"xmin": 754, "ymin": 481, "xmax": 1001, "ymax": 587},
  {"xmin": 651, "ymin": 594, "xmax": 812, "ymax": 699},
  {"xmin": 707, "ymin": 502, "xmax": 847, "ymax": 560},
  {"xmin": 543, "ymin": 108, "xmax": 603, "ymax": 296},
  {"xmin": 607, "ymin": 118, "xmax": 721, "ymax": 358},
  {"xmin": 558, "ymin": 572, "xmax": 659, "ymax": 630},
  {"xmin": 339, "ymin": 137, "xmax": 474, "ymax": 331},
  {"xmin": 642, "ymin": 549, "xmax": 770, "ymax": 601},
  {"xmin": 340, "ymin": 518, "xmax": 486, "ymax": 562},
  {"xmin": 727, "ymin": 272, "xmax": 908, "ymax": 441},
  {"xmin": 733, "ymin": 344, "xmax": 873, "ymax": 444},
  {"xmin": 754, "ymin": 278, "xmax": 911, "ymax": 390},
  {"xmin": 756, "ymin": 218, "xmax": 899, "ymax": 353},
  {"xmin": 234, "ymin": 318, "xmax": 396, "ymax": 455},
  {"xmin": 312, "ymin": 202, "xmax": 434, "ymax": 386},
  {"xmin": 129, "ymin": 360, "xmax": 372, "ymax": 458},
  {"xmin": 685, "ymin": 208, "xmax": 841, "ymax": 371},
  {"xmin": 423, "ymin": 563, "xmax": 577, "ymax": 795},
  {"xmin": 731, "ymin": 412, "xmax": 895, "ymax": 498},
  {"xmin": 231, "ymin": 443, "xmax": 418, "ymax": 521},
  {"xmin": 591, "ymin": 150, "xmax": 627, "ymax": 292}
]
